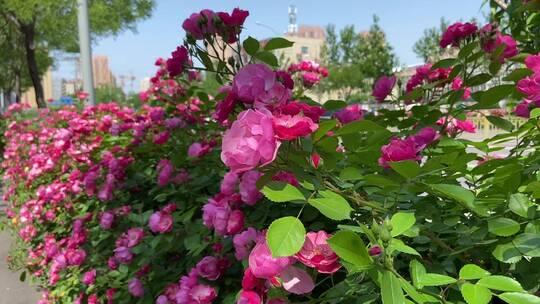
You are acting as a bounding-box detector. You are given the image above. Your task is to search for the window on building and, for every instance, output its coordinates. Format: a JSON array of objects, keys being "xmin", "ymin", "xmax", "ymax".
[{"xmin": 301, "ymin": 46, "xmax": 309, "ymax": 54}]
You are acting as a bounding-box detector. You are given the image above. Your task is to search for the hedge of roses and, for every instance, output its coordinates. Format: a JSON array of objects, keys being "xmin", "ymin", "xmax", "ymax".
[{"xmin": 2, "ymin": 3, "xmax": 540, "ymax": 304}]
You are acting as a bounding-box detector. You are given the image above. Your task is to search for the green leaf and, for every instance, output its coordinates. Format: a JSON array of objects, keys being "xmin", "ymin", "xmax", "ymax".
[
  {"xmin": 512, "ymin": 233, "xmax": 540, "ymax": 257},
  {"xmin": 466, "ymin": 73, "xmax": 492, "ymax": 86},
  {"xmin": 410, "ymin": 260, "xmax": 426, "ymax": 289},
  {"xmin": 381, "ymin": 271, "xmax": 406, "ymax": 304},
  {"xmin": 430, "ymin": 184, "xmax": 476, "ymax": 211},
  {"xmin": 327, "ymin": 231, "xmax": 372, "ymax": 267},
  {"xmin": 264, "ymin": 37, "xmax": 294, "ymax": 51},
  {"xmin": 399, "ymin": 278, "xmax": 438, "ymax": 303},
  {"xmin": 196, "ymin": 49, "xmax": 214, "ymax": 71},
  {"xmin": 461, "ymin": 283, "xmax": 492, "ymax": 304},
  {"xmin": 313, "ymin": 119, "xmax": 336, "ymax": 141},
  {"xmin": 267, "ymin": 216, "xmax": 306, "ymax": 257},
  {"xmin": 243, "ymin": 36, "xmax": 260, "ymax": 55},
  {"xmin": 531, "ymin": 108, "xmax": 540, "ymax": 119},
  {"xmin": 488, "ymin": 218, "xmax": 521, "ymax": 237},
  {"xmin": 308, "ymin": 191, "xmax": 353, "ymax": 221},
  {"xmin": 389, "ymin": 160, "xmax": 421, "ymax": 179},
  {"xmin": 390, "ymin": 212, "xmax": 416, "ymax": 237},
  {"xmin": 459, "ymin": 42, "xmax": 478, "ymax": 59},
  {"xmin": 339, "ymin": 167, "xmax": 363, "ymax": 181},
  {"xmin": 489, "ymin": 60, "xmax": 502, "ymax": 75},
  {"xmin": 492, "ymin": 242, "xmax": 523, "ymax": 263},
  {"xmin": 254, "ymin": 51, "xmax": 278, "ymax": 66},
  {"xmin": 486, "ymin": 116, "xmax": 514, "ymax": 132},
  {"xmin": 477, "ymin": 276, "xmax": 524, "ymax": 292},
  {"xmin": 498, "ymin": 292, "xmax": 540, "ymax": 304},
  {"xmin": 389, "ymin": 239, "xmax": 420, "ymax": 256},
  {"xmin": 334, "ymin": 119, "xmax": 387, "ymax": 135},
  {"xmin": 432, "ymin": 58, "xmax": 456, "ymax": 69},
  {"xmin": 261, "ymin": 181, "xmax": 305, "ymax": 203},
  {"xmin": 503, "ymin": 68, "xmax": 533, "ymax": 81},
  {"xmin": 419, "ymin": 273, "xmax": 457, "ymax": 286},
  {"xmin": 323, "ymin": 100, "xmax": 347, "ymax": 110},
  {"xmin": 509, "ymin": 193, "xmax": 533, "ymax": 218},
  {"xmin": 479, "ymin": 85, "xmax": 515, "ymax": 107},
  {"xmin": 459, "ymin": 264, "xmax": 491, "ymax": 280},
  {"xmin": 401, "ymin": 87, "xmax": 423, "ymax": 101},
  {"xmin": 19, "ymin": 271, "xmax": 26, "ymax": 282}
]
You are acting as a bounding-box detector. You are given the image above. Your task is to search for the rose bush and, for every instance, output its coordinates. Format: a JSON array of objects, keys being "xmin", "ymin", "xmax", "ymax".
[{"xmin": 2, "ymin": 2, "xmax": 540, "ymax": 304}]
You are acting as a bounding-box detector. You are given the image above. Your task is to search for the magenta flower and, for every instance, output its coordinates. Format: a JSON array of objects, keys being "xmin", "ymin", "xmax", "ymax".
[
  {"xmin": 182, "ymin": 10, "xmax": 217, "ymax": 40},
  {"xmin": 114, "ymin": 247, "xmax": 133, "ymax": 264},
  {"xmin": 372, "ymin": 75, "xmax": 396, "ymax": 102},
  {"xmin": 279, "ymin": 265, "xmax": 315, "ymax": 295},
  {"xmin": 295, "ymin": 231, "xmax": 341, "ymax": 273},
  {"xmin": 153, "ymin": 131, "xmax": 170, "ymax": 145},
  {"xmin": 248, "ymin": 240, "xmax": 293, "ymax": 279},
  {"xmin": 82, "ymin": 269, "xmax": 96, "ymax": 285},
  {"xmin": 100, "ymin": 212, "xmax": 114, "ymax": 230},
  {"xmin": 189, "ymin": 284, "xmax": 217, "ymax": 304},
  {"xmin": 525, "ymin": 53, "xmax": 540, "ymax": 72},
  {"xmin": 517, "ymin": 73, "xmax": 540, "ymax": 102},
  {"xmin": 273, "ymin": 114, "xmax": 318, "ymax": 141},
  {"xmin": 157, "ymin": 159, "xmax": 173, "ymax": 187},
  {"xmin": 220, "ymin": 171, "xmax": 238, "ymax": 195},
  {"xmin": 227, "ymin": 210, "xmax": 245, "ymax": 235},
  {"xmin": 378, "ymin": 137, "xmax": 421, "ymax": 168},
  {"xmin": 514, "ymin": 100, "xmax": 532, "ymax": 118},
  {"xmin": 440, "ymin": 22, "xmax": 478, "ymax": 48},
  {"xmin": 166, "ymin": 46, "xmax": 189, "ymax": 77},
  {"xmin": 233, "ymin": 228, "xmax": 259, "ymax": 260},
  {"xmin": 232, "ymin": 64, "xmax": 291, "ymax": 109},
  {"xmin": 128, "ymin": 278, "xmax": 144, "ymax": 298},
  {"xmin": 369, "ymin": 245, "xmax": 382, "ymax": 256},
  {"xmin": 126, "ymin": 228, "xmax": 144, "ymax": 247},
  {"xmin": 221, "ymin": 109, "xmax": 280, "ymax": 172},
  {"xmin": 217, "ymin": 8, "xmax": 249, "ymax": 43},
  {"xmin": 239, "ymin": 170, "xmax": 263, "ymax": 205},
  {"xmin": 148, "ymin": 211, "xmax": 173, "ymax": 234},
  {"xmin": 196, "ymin": 256, "xmax": 221, "ymax": 281},
  {"xmin": 238, "ymin": 290, "xmax": 261, "ymax": 304},
  {"xmin": 188, "ymin": 142, "xmax": 210, "ymax": 158},
  {"xmin": 272, "ymin": 171, "xmax": 300, "ymax": 187},
  {"xmin": 410, "ymin": 127, "xmax": 440, "ymax": 150},
  {"xmin": 302, "ymin": 72, "xmax": 321, "ymax": 88},
  {"xmin": 335, "ymin": 104, "xmax": 363, "ymax": 124}
]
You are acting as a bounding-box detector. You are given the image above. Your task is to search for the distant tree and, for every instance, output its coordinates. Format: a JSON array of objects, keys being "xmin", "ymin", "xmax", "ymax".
[
  {"xmin": 95, "ymin": 84, "xmax": 126, "ymax": 104},
  {"xmin": 0, "ymin": 0, "xmax": 154, "ymax": 108},
  {"xmin": 320, "ymin": 15, "xmax": 398, "ymax": 100},
  {"xmin": 413, "ymin": 18, "xmax": 450, "ymax": 62}
]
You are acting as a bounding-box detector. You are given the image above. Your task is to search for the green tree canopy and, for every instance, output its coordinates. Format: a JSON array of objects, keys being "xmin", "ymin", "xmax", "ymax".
[
  {"xmin": 412, "ymin": 18, "xmax": 450, "ymax": 62},
  {"xmin": 320, "ymin": 15, "xmax": 398, "ymax": 101},
  {"xmin": 0, "ymin": 0, "xmax": 154, "ymax": 107}
]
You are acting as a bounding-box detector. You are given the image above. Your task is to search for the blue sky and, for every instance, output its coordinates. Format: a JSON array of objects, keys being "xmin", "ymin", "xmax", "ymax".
[{"xmin": 56, "ymin": 0, "xmax": 488, "ymax": 91}]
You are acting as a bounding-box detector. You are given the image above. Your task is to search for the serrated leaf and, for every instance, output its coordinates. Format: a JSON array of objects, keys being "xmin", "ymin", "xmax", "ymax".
[
  {"xmin": 420, "ymin": 273, "xmax": 457, "ymax": 286},
  {"xmin": 410, "ymin": 260, "xmax": 426, "ymax": 289},
  {"xmin": 461, "ymin": 283, "xmax": 492, "ymax": 304},
  {"xmin": 389, "ymin": 239, "xmax": 420, "ymax": 256},
  {"xmin": 267, "ymin": 216, "xmax": 306, "ymax": 257},
  {"xmin": 381, "ymin": 271, "xmax": 406, "ymax": 304},
  {"xmin": 512, "ymin": 233, "xmax": 540, "ymax": 257},
  {"xmin": 492, "ymin": 242, "xmax": 523, "ymax": 263},
  {"xmin": 498, "ymin": 292, "xmax": 540, "ymax": 304},
  {"xmin": 466, "ymin": 73, "xmax": 492, "ymax": 86},
  {"xmin": 390, "ymin": 212, "xmax": 416, "ymax": 237},
  {"xmin": 308, "ymin": 191, "xmax": 353, "ymax": 220},
  {"xmin": 254, "ymin": 51, "xmax": 278, "ymax": 66},
  {"xmin": 261, "ymin": 181, "xmax": 305, "ymax": 203},
  {"xmin": 486, "ymin": 116, "xmax": 514, "ymax": 132},
  {"xmin": 479, "ymin": 85, "xmax": 515, "ymax": 107},
  {"xmin": 431, "ymin": 184, "xmax": 477, "ymax": 211},
  {"xmin": 389, "ymin": 160, "xmax": 421, "ymax": 179},
  {"xmin": 508, "ymin": 193, "xmax": 533, "ymax": 218},
  {"xmin": 327, "ymin": 231, "xmax": 372, "ymax": 267},
  {"xmin": 459, "ymin": 264, "xmax": 491, "ymax": 280},
  {"xmin": 503, "ymin": 68, "xmax": 533, "ymax": 81},
  {"xmin": 243, "ymin": 36, "xmax": 260, "ymax": 55},
  {"xmin": 340, "ymin": 167, "xmax": 363, "ymax": 181},
  {"xmin": 323, "ymin": 100, "xmax": 347, "ymax": 110},
  {"xmin": 477, "ymin": 276, "xmax": 524, "ymax": 292}
]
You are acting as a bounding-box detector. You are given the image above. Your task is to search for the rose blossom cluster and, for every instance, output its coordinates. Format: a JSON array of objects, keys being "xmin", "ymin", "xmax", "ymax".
[
  {"xmin": 182, "ymin": 8, "xmax": 249, "ymax": 43},
  {"xmin": 406, "ymin": 63, "xmax": 453, "ymax": 93},
  {"xmin": 379, "ymin": 127, "xmax": 440, "ymax": 168},
  {"xmin": 372, "ymin": 75, "xmax": 397, "ymax": 102},
  {"xmin": 436, "ymin": 116, "xmax": 477, "ymax": 136},
  {"xmin": 287, "ymin": 60, "xmax": 329, "ymax": 88},
  {"xmin": 440, "ymin": 22, "xmax": 478, "ymax": 48},
  {"xmin": 515, "ymin": 53, "xmax": 540, "ymax": 118}
]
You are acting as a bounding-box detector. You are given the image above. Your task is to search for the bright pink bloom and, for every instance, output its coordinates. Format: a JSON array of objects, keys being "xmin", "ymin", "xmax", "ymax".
[
  {"xmin": 248, "ymin": 240, "xmax": 293, "ymax": 279},
  {"xmin": 233, "ymin": 228, "xmax": 259, "ymax": 260},
  {"xmin": 221, "ymin": 109, "xmax": 280, "ymax": 172},
  {"xmin": 514, "ymin": 100, "xmax": 532, "ymax": 118},
  {"xmin": 188, "ymin": 142, "xmax": 210, "ymax": 158},
  {"xmin": 279, "ymin": 265, "xmax": 315, "ymax": 295},
  {"xmin": 217, "ymin": 8, "xmax": 249, "ymax": 43},
  {"xmin": 220, "ymin": 171, "xmax": 239, "ymax": 195},
  {"xmin": 67, "ymin": 249, "xmax": 86, "ymax": 266},
  {"xmin": 273, "ymin": 114, "xmax": 318, "ymax": 140},
  {"xmin": 182, "ymin": 10, "xmax": 217, "ymax": 39},
  {"xmin": 451, "ymin": 77, "xmax": 471, "ymax": 99},
  {"xmin": 157, "ymin": 159, "xmax": 173, "ymax": 187},
  {"xmin": 82, "ymin": 269, "xmax": 96, "ymax": 285},
  {"xmin": 482, "ymin": 27, "xmax": 519, "ymax": 62},
  {"xmin": 525, "ymin": 53, "xmax": 540, "ymax": 72},
  {"xmin": 410, "ymin": 127, "xmax": 440, "ymax": 149},
  {"xmin": 153, "ymin": 131, "xmax": 170, "ymax": 145},
  {"xmin": 196, "ymin": 256, "xmax": 221, "ymax": 281},
  {"xmin": 128, "ymin": 278, "xmax": 144, "ymax": 298},
  {"xmin": 126, "ymin": 228, "xmax": 144, "ymax": 247},
  {"xmin": 455, "ymin": 119, "xmax": 476, "ymax": 133},
  {"xmin": 440, "ymin": 22, "xmax": 478, "ymax": 48},
  {"xmin": 189, "ymin": 284, "xmax": 217, "ymax": 303},
  {"xmin": 296, "ymin": 231, "xmax": 341, "ymax": 273},
  {"xmin": 272, "ymin": 171, "xmax": 300, "ymax": 187},
  {"xmin": 238, "ymin": 290, "xmax": 262, "ymax": 304},
  {"xmin": 517, "ymin": 73, "xmax": 540, "ymax": 101},
  {"xmin": 369, "ymin": 246, "xmax": 382, "ymax": 256},
  {"xmin": 302, "ymin": 72, "xmax": 321, "ymax": 88},
  {"xmin": 372, "ymin": 75, "xmax": 396, "ymax": 102},
  {"xmin": 148, "ymin": 211, "xmax": 173, "ymax": 233},
  {"xmin": 100, "ymin": 212, "xmax": 114, "ymax": 230},
  {"xmin": 166, "ymin": 46, "xmax": 189, "ymax": 77},
  {"xmin": 232, "ymin": 64, "xmax": 290, "ymax": 109},
  {"xmin": 239, "ymin": 170, "xmax": 262, "ymax": 205},
  {"xmin": 227, "ymin": 209, "xmax": 245, "ymax": 235},
  {"xmin": 378, "ymin": 137, "xmax": 421, "ymax": 168},
  {"xmin": 214, "ymin": 91, "xmax": 237, "ymax": 124},
  {"xmin": 335, "ymin": 104, "xmax": 363, "ymax": 124},
  {"xmin": 311, "ymin": 152, "xmax": 321, "ymax": 169}
]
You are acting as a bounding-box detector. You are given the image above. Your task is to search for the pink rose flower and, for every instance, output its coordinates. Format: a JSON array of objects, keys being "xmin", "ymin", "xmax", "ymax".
[
  {"xmin": 296, "ymin": 231, "xmax": 341, "ymax": 273},
  {"xmin": 410, "ymin": 127, "xmax": 440, "ymax": 150},
  {"xmin": 369, "ymin": 246, "xmax": 382, "ymax": 256},
  {"xmin": 248, "ymin": 240, "xmax": 293, "ymax": 279},
  {"xmin": 525, "ymin": 53, "xmax": 540, "ymax": 72},
  {"xmin": 239, "ymin": 170, "xmax": 263, "ymax": 205},
  {"xmin": 220, "ymin": 171, "xmax": 238, "ymax": 195},
  {"xmin": 188, "ymin": 142, "xmax": 210, "ymax": 158},
  {"xmin": 148, "ymin": 211, "xmax": 173, "ymax": 234},
  {"xmin": 378, "ymin": 137, "xmax": 421, "ymax": 168},
  {"xmin": 100, "ymin": 212, "xmax": 114, "ymax": 230},
  {"xmin": 273, "ymin": 114, "xmax": 318, "ymax": 140},
  {"xmin": 221, "ymin": 109, "xmax": 280, "ymax": 172},
  {"xmin": 153, "ymin": 131, "xmax": 170, "ymax": 145},
  {"xmin": 82, "ymin": 269, "xmax": 96, "ymax": 285},
  {"xmin": 279, "ymin": 265, "xmax": 315, "ymax": 295},
  {"xmin": 517, "ymin": 73, "xmax": 540, "ymax": 101},
  {"xmin": 278, "ymin": 102, "xmax": 325, "ymax": 123},
  {"xmin": 514, "ymin": 100, "xmax": 532, "ymax": 118},
  {"xmin": 372, "ymin": 75, "xmax": 396, "ymax": 102},
  {"xmin": 126, "ymin": 228, "xmax": 144, "ymax": 247},
  {"xmin": 128, "ymin": 278, "xmax": 144, "ymax": 298},
  {"xmin": 196, "ymin": 256, "xmax": 221, "ymax": 281},
  {"xmin": 189, "ymin": 284, "xmax": 217, "ymax": 303},
  {"xmin": 302, "ymin": 72, "xmax": 321, "ymax": 88},
  {"xmin": 233, "ymin": 228, "xmax": 259, "ymax": 260},
  {"xmin": 227, "ymin": 209, "xmax": 245, "ymax": 235},
  {"xmin": 232, "ymin": 64, "xmax": 290, "ymax": 108},
  {"xmin": 451, "ymin": 77, "xmax": 471, "ymax": 99},
  {"xmin": 114, "ymin": 247, "xmax": 133, "ymax": 264},
  {"xmin": 182, "ymin": 10, "xmax": 217, "ymax": 40},
  {"xmin": 440, "ymin": 22, "xmax": 478, "ymax": 48},
  {"xmin": 335, "ymin": 104, "xmax": 363, "ymax": 124},
  {"xmin": 238, "ymin": 290, "xmax": 261, "ymax": 304},
  {"xmin": 166, "ymin": 46, "xmax": 189, "ymax": 77},
  {"xmin": 67, "ymin": 249, "xmax": 86, "ymax": 266},
  {"xmin": 272, "ymin": 171, "xmax": 300, "ymax": 187}
]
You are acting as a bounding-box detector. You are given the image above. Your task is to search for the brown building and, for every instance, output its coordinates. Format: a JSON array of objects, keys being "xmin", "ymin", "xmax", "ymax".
[
  {"xmin": 21, "ymin": 68, "xmax": 54, "ymax": 106},
  {"xmin": 92, "ymin": 55, "xmax": 116, "ymax": 87}
]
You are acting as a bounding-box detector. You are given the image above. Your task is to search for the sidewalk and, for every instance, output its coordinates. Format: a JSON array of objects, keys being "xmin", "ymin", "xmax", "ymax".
[{"xmin": 0, "ymin": 231, "xmax": 41, "ymax": 304}]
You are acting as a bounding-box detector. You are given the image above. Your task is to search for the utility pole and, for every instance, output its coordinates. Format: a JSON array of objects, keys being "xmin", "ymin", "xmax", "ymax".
[{"xmin": 77, "ymin": 0, "xmax": 95, "ymax": 106}]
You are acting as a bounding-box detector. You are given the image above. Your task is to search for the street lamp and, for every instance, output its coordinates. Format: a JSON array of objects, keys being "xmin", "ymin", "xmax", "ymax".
[
  {"xmin": 77, "ymin": 0, "xmax": 96, "ymax": 106},
  {"xmin": 255, "ymin": 21, "xmax": 281, "ymax": 36}
]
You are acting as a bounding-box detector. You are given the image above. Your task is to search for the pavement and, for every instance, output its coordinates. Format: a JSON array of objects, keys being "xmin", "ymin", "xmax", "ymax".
[{"xmin": 0, "ymin": 231, "xmax": 41, "ymax": 304}]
